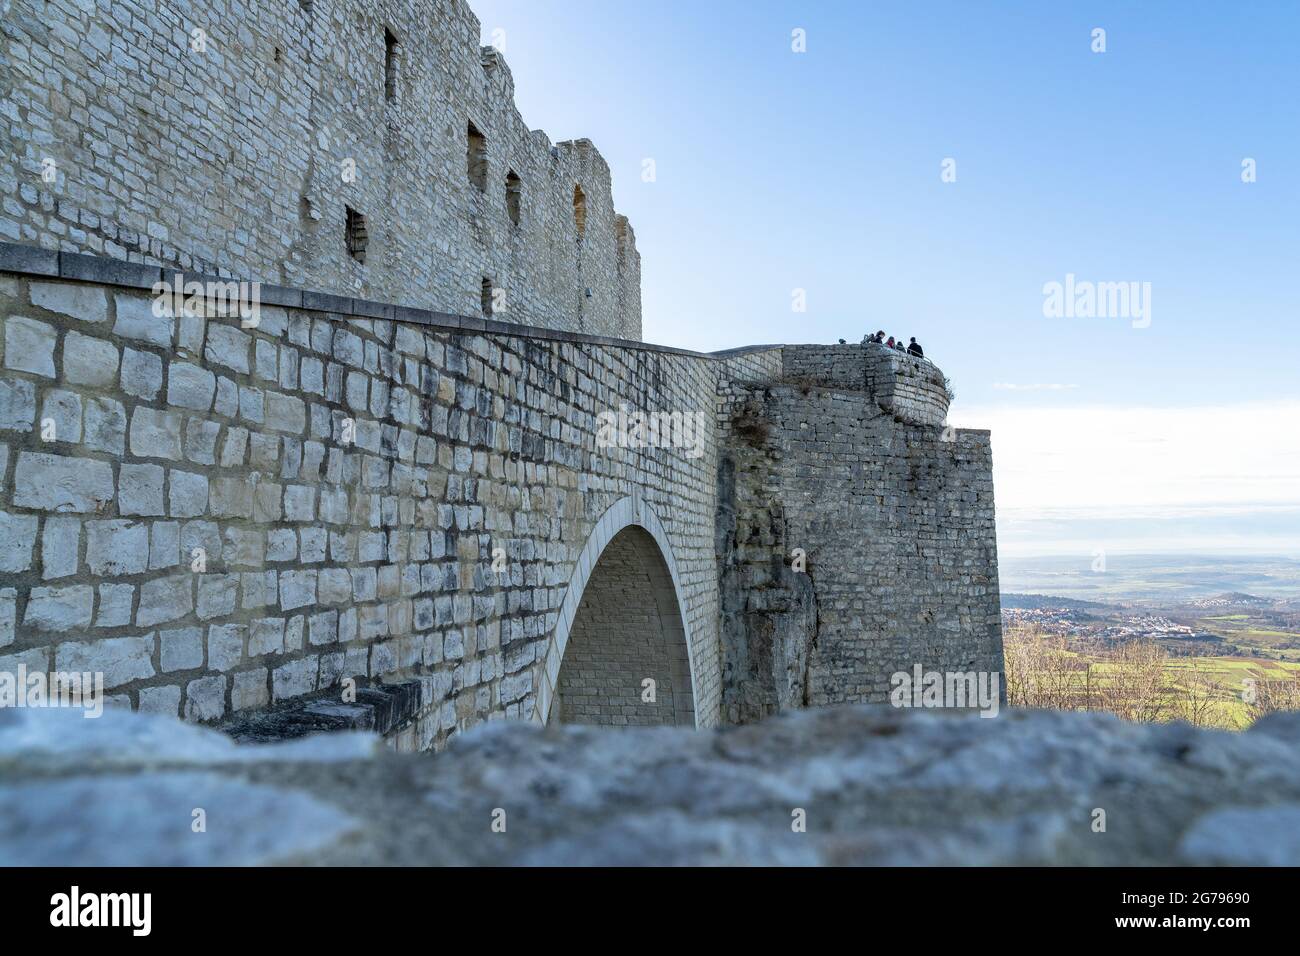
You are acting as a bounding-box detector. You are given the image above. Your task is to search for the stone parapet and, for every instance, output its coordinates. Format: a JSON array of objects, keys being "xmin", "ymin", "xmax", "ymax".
[{"xmin": 780, "ymin": 343, "xmax": 951, "ymax": 426}]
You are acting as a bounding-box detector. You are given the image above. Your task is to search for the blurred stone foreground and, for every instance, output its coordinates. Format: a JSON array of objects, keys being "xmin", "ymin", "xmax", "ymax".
[{"xmin": 2, "ymin": 704, "xmax": 1299, "ymax": 866}]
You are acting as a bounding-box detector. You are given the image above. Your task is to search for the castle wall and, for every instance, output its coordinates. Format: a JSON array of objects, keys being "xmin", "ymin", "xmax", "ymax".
[
  {"xmin": 0, "ymin": 255, "xmax": 710, "ymax": 750},
  {"xmin": 0, "ymin": 243, "xmax": 1001, "ymax": 745},
  {"xmin": 715, "ymin": 376, "xmax": 1001, "ymax": 721},
  {"xmin": 782, "ymin": 344, "xmax": 951, "ymax": 426},
  {"xmin": 0, "ymin": 0, "xmax": 640, "ymax": 338}
]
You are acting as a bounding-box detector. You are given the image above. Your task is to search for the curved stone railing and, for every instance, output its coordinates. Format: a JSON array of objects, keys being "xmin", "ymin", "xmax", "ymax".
[{"xmin": 777, "ymin": 343, "xmax": 950, "ymax": 426}]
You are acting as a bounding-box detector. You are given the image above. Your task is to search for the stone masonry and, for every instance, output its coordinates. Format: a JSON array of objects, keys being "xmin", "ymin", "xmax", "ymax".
[
  {"xmin": 0, "ymin": 0, "xmax": 1002, "ymax": 750},
  {"xmin": 715, "ymin": 344, "xmax": 1000, "ymax": 723},
  {"xmin": 0, "ymin": 0, "xmax": 641, "ymax": 337},
  {"xmin": 0, "ymin": 247, "xmax": 1001, "ymax": 750},
  {"xmin": 0, "ymin": 250, "xmax": 721, "ymax": 749}
]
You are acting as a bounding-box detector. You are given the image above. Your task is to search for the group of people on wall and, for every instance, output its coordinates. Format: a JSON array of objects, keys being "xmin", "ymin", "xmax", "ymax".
[{"xmin": 862, "ymin": 331, "xmax": 925, "ymax": 357}]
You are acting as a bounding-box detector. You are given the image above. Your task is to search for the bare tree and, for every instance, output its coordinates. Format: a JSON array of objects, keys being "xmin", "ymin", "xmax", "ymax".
[
  {"xmin": 1004, "ymin": 627, "xmax": 1294, "ymax": 730},
  {"xmin": 1097, "ymin": 639, "xmax": 1170, "ymax": 723},
  {"xmin": 1177, "ymin": 658, "xmax": 1227, "ymax": 728},
  {"xmin": 1244, "ymin": 669, "xmax": 1300, "ymax": 724},
  {"xmin": 1003, "ymin": 625, "xmax": 1087, "ymax": 710}
]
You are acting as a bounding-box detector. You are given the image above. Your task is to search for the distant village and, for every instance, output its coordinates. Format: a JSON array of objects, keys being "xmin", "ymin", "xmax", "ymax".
[{"xmin": 1004, "ymin": 606, "xmax": 1197, "ymax": 644}]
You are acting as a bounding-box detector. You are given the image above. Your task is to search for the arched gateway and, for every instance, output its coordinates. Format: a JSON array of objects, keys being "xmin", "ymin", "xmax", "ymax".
[{"xmin": 533, "ymin": 496, "xmax": 699, "ymax": 728}]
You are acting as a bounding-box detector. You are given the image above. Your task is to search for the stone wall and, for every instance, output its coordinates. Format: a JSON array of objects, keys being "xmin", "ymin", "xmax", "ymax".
[
  {"xmin": 863, "ymin": 348, "xmax": 951, "ymax": 427},
  {"xmin": 0, "ymin": 247, "xmax": 714, "ymax": 750},
  {"xmin": 10, "ymin": 704, "xmax": 1299, "ymax": 865},
  {"xmin": 714, "ymin": 352, "xmax": 1000, "ymax": 722},
  {"xmin": 0, "ymin": 0, "xmax": 640, "ymax": 338},
  {"xmin": 0, "ymin": 243, "xmax": 1001, "ymax": 749},
  {"xmin": 780, "ymin": 343, "xmax": 873, "ymax": 392},
  {"xmin": 782, "ymin": 343, "xmax": 951, "ymax": 426}
]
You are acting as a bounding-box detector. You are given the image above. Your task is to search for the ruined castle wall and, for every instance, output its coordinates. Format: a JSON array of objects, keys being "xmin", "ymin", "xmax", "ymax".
[
  {"xmin": 782, "ymin": 344, "xmax": 950, "ymax": 427},
  {"xmin": 714, "ymin": 346, "xmax": 784, "ymax": 386},
  {"xmin": 768, "ymin": 386, "xmax": 1000, "ymax": 704},
  {"xmin": 780, "ymin": 344, "xmax": 868, "ymax": 391},
  {"xmin": 712, "ymin": 347, "xmax": 807, "ymax": 723},
  {"xmin": 862, "ymin": 349, "xmax": 950, "ymax": 427},
  {"xmin": 0, "ymin": 256, "xmax": 713, "ymax": 750},
  {"xmin": 0, "ymin": 0, "xmax": 640, "ymax": 338},
  {"xmin": 715, "ymin": 372, "xmax": 1001, "ymax": 719}
]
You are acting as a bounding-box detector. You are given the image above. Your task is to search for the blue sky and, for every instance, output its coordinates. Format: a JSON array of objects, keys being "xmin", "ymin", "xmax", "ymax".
[{"xmin": 472, "ymin": 0, "xmax": 1300, "ymax": 558}]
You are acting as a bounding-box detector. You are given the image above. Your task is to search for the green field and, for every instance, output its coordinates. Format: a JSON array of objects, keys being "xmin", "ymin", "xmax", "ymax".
[
  {"xmin": 1192, "ymin": 615, "xmax": 1300, "ymax": 662},
  {"xmin": 1006, "ymin": 624, "xmax": 1300, "ymax": 730},
  {"xmin": 1164, "ymin": 656, "xmax": 1300, "ymax": 728}
]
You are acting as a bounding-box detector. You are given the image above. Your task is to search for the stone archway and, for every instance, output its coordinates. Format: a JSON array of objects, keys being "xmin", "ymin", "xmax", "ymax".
[{"xmin": 533, "ymin": 495, "xmax": 698, "ymax": 728}]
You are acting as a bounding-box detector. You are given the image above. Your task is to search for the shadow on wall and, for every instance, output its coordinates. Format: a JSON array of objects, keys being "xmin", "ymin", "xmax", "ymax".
[{"xmin": 553, "ymin": 526, "xmax": 696, "ymax": 727}]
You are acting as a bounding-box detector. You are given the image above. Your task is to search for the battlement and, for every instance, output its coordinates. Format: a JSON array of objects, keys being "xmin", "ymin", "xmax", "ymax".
[{"xmin": 0, "ymin": 0, "xmax": 640, "ymax": 338}]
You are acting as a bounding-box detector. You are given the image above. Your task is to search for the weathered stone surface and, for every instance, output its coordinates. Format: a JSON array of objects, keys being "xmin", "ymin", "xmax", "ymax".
[
  {"xmin": 4, "ymin": 316, "xmax": 56, "ymax": 377},
  {"xmin": 95, "ymin": 583, "xmax": 135, "ymax": 628},
  {"xmin": 0, "ymin": 773, "xmax": 358, "ymax": 866},
  {"xmin": 55, "ymin": 634, "xmax": 155, "ymax": 688},
  {"xmin": 279, "ymin": 570, "xmax": 317, "ymax": 611},
  {"xmin": 167, "ymin": 362, "xmax": 216, "ymax": 411},
  {"xmin": 120, "ymin": 347, "xmax": 162, "ymax": 399},
  {"xmin": 38, "ymin": 388, "xmax": 82, "ymax": 444},
  {"xmin": 0, "ymin": 509, "xmax": 37, "ymax": 572},
  {"xmin": 113, "ymin": 295, "xmax": 174, "ymax": 348},
  {"xmin": 118, "ymin": 462, "xmax": 165, "ymax": 516},
  {"xmin": 31, "ymin": 281, "xmax": 108, "ymax": 324},
  {"xmin": 197, "ymin": 574, "xmax": 240, "ymax": 621},
  {"xmin": 273, "ymin": 656, "xmax": 318, "ymax": 702},
  {"xmin": 40, "ymin": 516, "xmax": 80, "ymax": 579},
  {"xmin": 0, "ymin": 589, "xmax": 15, "ymax": 648},
  {"xmin": 148, "ymin": 520, "xmax": 180, "ymax": 570},
  {"xmin": 168, "ymin": 470, "xmax": 208, "ymax": 518},
  {"xmin": 208, "ymin": 622, "xmax": 245, "ymax": 672},
  {"xmin": 86, "ymin": 520, "xmax": 149, "ymax": 576},
  {"xmin": 265, "ymin": 391, "xmax": 306, "ymax": 434},
  {"xmin": 63, "ymin": 332, "xmax": 119, "ymax": 386},
  {"xmin": 160, "ymin": 626, "xmax": 204, "ymax": 673},
  {"xmin": 22, "ymin": 585, "xmax": 94, "ymax": 632},
  {"xmin": 232, "ymin": 669, "xmax": 271, "ymax": 712},
  {"xmin": 136, "ymin": 574, "xmax": 193, "ymax": 628},
  {"xmin": 82, "ymin": 397, "xmax": 126, "ymax": 455},
  {"xmin": 0, "ymin": 376, "xmax": 35, "ymax": 431},
  {"xmin": 129, "ymin": 406, "xmax": 183, "ymax": 459},
  {"xmin": 184, "ymin": 676, "xmax": 228, "ymax": 722},
  {"xmin": 2, "ymin": 706, "xmax": 1299, "ymax": 866},
  {"xmin": 138, "ymin": 684, "xmax": 182, "ymax": 716},
  {"xmin": 205, "ymin": 324, "xmax": 251, "ymax": 374}
]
